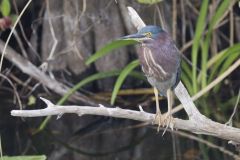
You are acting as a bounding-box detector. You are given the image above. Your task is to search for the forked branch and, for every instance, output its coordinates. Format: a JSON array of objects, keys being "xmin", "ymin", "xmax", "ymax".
[{"xmin": 11, "ymin": 97, "xmax": 240, "ymax": 143}]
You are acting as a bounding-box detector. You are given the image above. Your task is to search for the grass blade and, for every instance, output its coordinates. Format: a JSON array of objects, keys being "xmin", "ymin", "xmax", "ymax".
[
  {"xmin": 191, "ymin": 0, "xmax": 209, "ymax": 94},
  {"xmin": 36, "ymin": 70, "xmax": 123, "ymax": 134},
  {"xmin": 85, "ymin": 40, "xmax": 137, "ymax": 65},
  {"xmin": 213, "ymin": 52, "xmax": 240, "ymax": 92},
  {"xmin": 201, "ymin": 0, "xmax": 232, "ymax": 88},
  {"xmin": 181, "ymin": 71, "xmax": 194, "ymax": 96},
  {"xmin": 181, "ymin": 60, "xmax": 192, "ymax": 82},
  {"xmin": 208, "ymin": 44, "xmax": 240, "ymax": 83},
  {"xmin": 57, "ymin": 71, "xmax": 121, "ymax": 105},
  {"xmin": 111, "ymin": 60, "xmax": 140, "ymax": 105},
  {"xmin": 36, "ymin": 69, "xmax": 145, "ymax": 133}
]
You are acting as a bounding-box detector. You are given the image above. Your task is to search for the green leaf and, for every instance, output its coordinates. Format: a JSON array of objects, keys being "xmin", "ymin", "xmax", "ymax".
[
  {"xmin": 213, "ymin": 51, "xmax": 240, "ymax": 92},
  {"xmin": 208, "ymin": 44, "xmax": 240, "ymax": 83},
  {"xmin": 10, "ymin": 14, "xmax": 17, "ymax": 23},
  {"xmin": 36, "ymin": 69, "xmax": 145, "ymax": 133},
  {"xmin": 181, "ymin": 60, "xmax": 192, "ymax": 82},
  {"xmin": 181, "ymin": 61, "xmax": 193, "ymax": 95},
  {"xmin": 2, "ymin": 155, "xmax": 46, "ymax": 160},
  {"xmin": 57, "ymin": 70, "xmax": 145, "ymax": 105},
  {"xmin": 200, "ymin": 0, "xmax": 232, "ymax": 88},
  {"xmin": 35, "ymin": 70, "xmax": 121, "ymax": 134},
  {"xmin": 0, "ymin": 0, "xmax": 11, "ymax": 16},
  {"xmin": 111, "ymin": 60, "xmax": 140, "ymax": 105},
  {"xmin": 207, "ymin": 49, "xmax": 226, "ymax": 69},
  {"xmin": 137, "ymin": 0, "xmax": 163, "ymax": 4},
  {"xmin": 181, "ymin": 70, "xmax": 193, "ymax": 96},
  {"xmin": 191, "ymin": 0, "xmax": 209, "ymax": 94},
  {"xmin": 27, "ymin": 95, "xmax": 36, "ymax": 106},
  {"xmin": 57, "ymin": 70, "xmax": 122, "ymax": 105},
  {"xmin": 85, "ymin": 39, "xmax": 137, "ymax": 65}
]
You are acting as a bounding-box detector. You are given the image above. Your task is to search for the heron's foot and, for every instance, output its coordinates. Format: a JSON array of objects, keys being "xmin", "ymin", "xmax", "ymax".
[
  {"xmin": 154, "ymin": 111, "xmax": 163, "ymax": 132},
  {"xmin": 162, "ymin": 113, "xmax": 175, "ymax": 136}
]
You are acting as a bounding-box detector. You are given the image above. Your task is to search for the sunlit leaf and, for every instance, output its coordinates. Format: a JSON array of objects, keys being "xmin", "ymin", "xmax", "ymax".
[
  {"xmin": 57, "ymin": 70, "xmax": 122, "ymax": 105},
  {"xmin": 208, "ymin": 44, "xmax": 240, "ymax": 83},
  {"xmin": 27, "ymin": 95, "xmax": 36, "ymax": 106},
  {"xmin": 36, "ymin": 70, "xmax": 121, "ymax": 134},
  {"xmin": 191, "ymin": 0, "xmax": 208, "ymax": 94},
  {"xmin": 36, "ymin": 69, "xmax": 145, "ymax": 133},
  {"xmin": 85, "ymin": 39, "xmax": 137, "ymax": 65},
  {"xmin": 111, "ymin": 60, "xmax": 140, "ymax": 105},
  {"xmin": 213, "ymin": 51, "xmax": 240, "ymax": 92},
  {"xmin": 181, "ymin": 61, "xmax": 193, "ymax": 95},
  {"xmin": 0, "ymin": 0, "xmax": 11, "ymax": 16},
  {"xmin": 201, "ymin": 0, "xmax": 233, "ymax": 88},
  {"xmin": 181, "ymin": 60, "xmax": 192, "ymax": 82}
]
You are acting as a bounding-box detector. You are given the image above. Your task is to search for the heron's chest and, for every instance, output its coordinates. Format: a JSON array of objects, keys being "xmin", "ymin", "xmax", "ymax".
[{"xmin": 138, "ymin": 47, "xmax": 171, "ymax": 81}]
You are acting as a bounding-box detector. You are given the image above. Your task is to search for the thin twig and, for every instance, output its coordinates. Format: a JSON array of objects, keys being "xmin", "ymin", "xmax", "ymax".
[
  {"xmin": 0, "ymin": 0, "xmax": 32, "ymax": 72},
  {"xmin": 45, "ymin": 0, "xmax": 58, "ymax": 61},
  {"xmin": 155, "ymin": 5, "xmax": 165, "ymax": 30},
  {"xmin": 225, "ymin": 89, "xmax": 240, "ymax": 126},
  {"xmin": 230, "ymin": 6, "xmax": 234, "ymax": 46},
  {"xmin": 180, "ymin": 0, "xmax": 186, "ymax": 45},
  {"xmin": 0, "ymin": 73, "xmax": 22, "ymax": 110},
  {"xmin": 173, "ymin": 130, "xmax": 240, "ymax": 160},
  {"xmin": 12, "ymin": 30, "xmax": 28, "ymax": 58},
  {"xmin": 12, "ymin": 0, "xmax": 40, "ymax": 60},
  {"xmin": 0, "ymin": 135, "xmax": 2, "ymax": 159}
]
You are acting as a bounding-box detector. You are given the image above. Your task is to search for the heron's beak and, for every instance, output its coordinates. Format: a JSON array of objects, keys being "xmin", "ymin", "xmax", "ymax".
[{"xmin": 120, "ymin": 33, "xmax": 147, "ymax": 42}]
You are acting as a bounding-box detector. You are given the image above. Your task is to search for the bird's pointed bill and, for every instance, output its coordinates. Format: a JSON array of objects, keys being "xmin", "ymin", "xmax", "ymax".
[{"xmin": 120, "ymin": 33, "xmax": 149, "ymax": 42}]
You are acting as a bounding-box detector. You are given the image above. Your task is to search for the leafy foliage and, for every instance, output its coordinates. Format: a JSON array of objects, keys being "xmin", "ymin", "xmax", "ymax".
[
  {"xmin": 0, "ymin": 0, "xmax": 10, "ymax": 17},
  {"xmin": 111, "ymin": 60, "xmax": 140, "ymax": 105},
  {"xmin": 191, "ymin": 0, "xmax": 208, "ymax": 94},
  {"xmin": 85, "ymin": 40, "xmax": 137, "ymax": 65}
]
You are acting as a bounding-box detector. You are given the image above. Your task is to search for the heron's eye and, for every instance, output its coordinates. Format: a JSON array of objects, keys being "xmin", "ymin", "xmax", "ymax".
[{"xmin": 145, "ymin": 32, "xmax": 152, "ymax": 38}]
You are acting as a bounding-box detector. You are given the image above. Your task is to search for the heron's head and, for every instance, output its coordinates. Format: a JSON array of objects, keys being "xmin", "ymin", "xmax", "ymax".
[{"xmin": 121, "ymin": 25, "xmax": 164, "ymax": 42}]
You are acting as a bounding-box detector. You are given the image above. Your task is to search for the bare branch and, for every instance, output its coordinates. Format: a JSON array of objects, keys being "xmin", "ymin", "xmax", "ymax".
[
  {"xmin": 225, "ymin": 89, "xmax": 240, "ymax": 126},
  {"xmin": 11, "ymin": 97, "xmax": 240, "ymax": 143},
  {"xmin": 0, "ymin": 40, "xmax": 97, "ymax": 106}
]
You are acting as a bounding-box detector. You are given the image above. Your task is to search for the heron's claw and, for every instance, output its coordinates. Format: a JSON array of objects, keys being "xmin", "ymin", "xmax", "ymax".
[
  {"xmin": 162, "ymin": 113, "xmax": 175, "ymax": 136},
  {"xmin": 154, "ymin": 111, "xmax": 163, "ymax": 132}
]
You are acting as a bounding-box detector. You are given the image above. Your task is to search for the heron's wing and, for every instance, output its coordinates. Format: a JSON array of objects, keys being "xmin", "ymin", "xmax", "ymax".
[
  {"xmin": 140, "ymin": 47, "xmax": 172, "ymax": 82},
  {"xmin": 153, "ymin": 41, "xmax": 181, "ymax": 74}
]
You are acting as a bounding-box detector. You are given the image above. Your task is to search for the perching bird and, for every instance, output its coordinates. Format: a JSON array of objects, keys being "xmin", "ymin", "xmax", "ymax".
[{"xmin": 121, "ymin": 25, "xmax": 181, "ymax": 131}]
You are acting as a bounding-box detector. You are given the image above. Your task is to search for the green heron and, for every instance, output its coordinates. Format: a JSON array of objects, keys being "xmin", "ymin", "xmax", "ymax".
[{"xmin": 121, "ymin": 25, "xmax": 181, "ymax": 131}]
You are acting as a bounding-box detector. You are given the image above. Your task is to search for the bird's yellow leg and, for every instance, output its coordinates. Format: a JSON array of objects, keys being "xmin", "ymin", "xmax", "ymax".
[
  {"xmin": 153, "ymin": 87, "xmax": 162, "ymax": 132},
  {"xmin": 162, "ymin": 89, "xmax": 174, "ymax": 135}
]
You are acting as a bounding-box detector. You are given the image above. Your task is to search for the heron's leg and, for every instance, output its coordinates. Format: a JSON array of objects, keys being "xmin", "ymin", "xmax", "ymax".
[
  {"xmin": 167, "ymin": 89, "xmax": 173, "ymax": 119},
  {"xmin": 153, "ymin": 87, "xmax": 162, "ymax": 132},
  {"xmin": 162, "ymin": 89, "xmax": 174, "ymax": 135}
]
